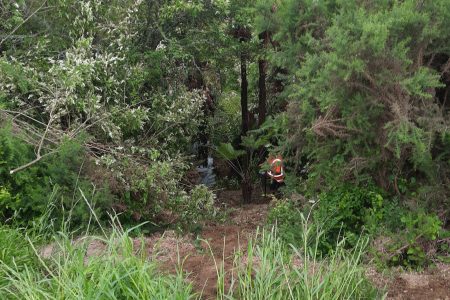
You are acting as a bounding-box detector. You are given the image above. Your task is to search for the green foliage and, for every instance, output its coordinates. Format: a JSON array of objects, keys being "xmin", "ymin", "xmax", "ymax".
[
  {"xmin": 0, "ymin": 225, "xmax": 196, "ymax": 299},
  {"xmin": 1, "ymin": 0, "xmax": 449, "ymax": 283},
  {"xmin": 0, "ymin": 226, "xmax": 37, "ymax": 288},
  {"xmin": 313, "ymin": 185, "xmax": 385, "ymax": 253},
  {"xmin": 209, "ymin": 92, "xmax": 241, "ymax": 146},
  {"xmin": 273, "ymin": 0, "xmax": 450, "ymax": 199},
  {"xmin": 387, "ymin": 211, "xmax": 447, "ymax": 268},
  {"xmin": 169, "ymin": 184, "xmax": 217, "ymax": 232},
  {"xmin": 0, "ymin": 222, "xmax": 382, "ymax": 300},
  {"xmin": 1, "ymin": 0, "xmax": 206, "ymax": 229},
  {"xmin": 147, "ymin": 91, "xmax": 203, "ymax": 154},
  {"xmin": 0, "ymin": 125, "xmax": 114, "ymax": 229},
  {"xmin": 222, "ymin": 227, "xmax": 382, "ymax": 299},
  {"xmin": 216, "ymin": 143, "xmax": 246, "ymax": 161},
  {"xmin": 268, "ymin": 185, "xmax": 385, "ymax": 254},
  {"xmin": 267, "ymin": 199, "xmax": 304, "ymax": 247}
]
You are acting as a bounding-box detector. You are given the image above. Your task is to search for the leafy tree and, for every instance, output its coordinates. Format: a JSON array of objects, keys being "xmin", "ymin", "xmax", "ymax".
[{"xmin": 270, "ymin": 0, "xmax": 449, "ymax": 204}]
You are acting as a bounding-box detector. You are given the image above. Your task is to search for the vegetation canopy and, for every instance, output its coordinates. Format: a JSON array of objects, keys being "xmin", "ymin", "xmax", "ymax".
[{"xmin": 0, "ymin": 0, "xmax": 449, "ymax": 298}]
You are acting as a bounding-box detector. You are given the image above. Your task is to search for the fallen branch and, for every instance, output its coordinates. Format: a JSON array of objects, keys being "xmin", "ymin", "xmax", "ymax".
[
  {"xmin": 9, "ymin": 151, "xmax": 57, "ymax": 175},
  {"xmin": 387, "ymin": 233, "xmax": 424, "ymax": 260},
  {"xmin": 9, "ymin": 107, "xmax": 55, "ymax": 175}
]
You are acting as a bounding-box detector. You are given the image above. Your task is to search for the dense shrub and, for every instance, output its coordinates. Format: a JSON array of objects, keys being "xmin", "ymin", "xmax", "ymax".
[
  {"xmin": 374, "ymin": 211, "xmax": 450, "ymax": 269},
  {"xmin": 0, "ymin": 125, "xmax": 114, "ymax": 228},
  {"xmin": 312, "ymin": 185, "xmax": 384, "ymax": 253},
  {"xmin": 268, "ymin": 185, "xmax": 384, "ymax": 254},
  {"xmin": 271, "ymin": 0, "xmax": 450, "ymax": 202},
  {"xmin": 168, "ymin": 184, "xmax": 217, "ymax": 232}
]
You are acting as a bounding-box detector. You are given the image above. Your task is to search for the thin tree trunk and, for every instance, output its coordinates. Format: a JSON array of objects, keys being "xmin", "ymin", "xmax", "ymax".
[
  {"xmin": 240, "ymin": 51, "xmax": 252, "ymax": 203},
  {"xmin": 258, "ymin": 31, "xmax": 269, "ymax": 126},
  {"xmin": 241, "ymin": 52, "xmax": 249, "ymax": 135},
  {"xmin": 258, "ymin": 59, "xmax": 267, "ymax": 126}
]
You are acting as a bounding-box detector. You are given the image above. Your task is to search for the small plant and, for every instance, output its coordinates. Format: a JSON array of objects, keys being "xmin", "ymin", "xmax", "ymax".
[
  {"xmin": 387, "ymin": 211, "xmax": 445, "ymax": 268},
  {"xmin": 267, "ymin": 198, "xmax": 304, "ymax": 247},
  {"xmin": 169, "ymin": 184, "xmax": 217, "ymax": 231},
  {"xmin": 312, "ymin": 185, "xmax": 384, "ymax": 254}
]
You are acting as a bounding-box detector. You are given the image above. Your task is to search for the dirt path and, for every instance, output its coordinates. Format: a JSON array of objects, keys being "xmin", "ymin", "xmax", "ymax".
[
  {"xmin": 165, "ymin": 190, "xmax": 270, "ymax": 299},
  {"xmin": 367, "ymin": 264, "xmax": 450, "ymax": 300}
]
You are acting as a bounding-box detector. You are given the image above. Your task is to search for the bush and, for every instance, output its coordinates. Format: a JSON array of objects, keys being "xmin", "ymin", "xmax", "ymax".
[
  {"xmin": 168, "ymin": 184, "xmax": 217, "ymax": 231},
  {"xmin": 275, "ymin": 0, "xmax": 450, "ymax": 202},
  {"xmin": 385, "ymin": 211, "xmax": 448, "ymax": 268},
  {"xmin": 0, "ymin": 125, "xmax": 114, "ymax": 229},
  {"xmin": 267, "ymin": 199, "xmax": 304, "ymax": 247},
  {"xmin": 105, "ymin": 151, "xmax": 195, "ymax": 226},
  {"xmin": 268, "ymin": 185, "xmax": 384, "ymax": 254},
  {"xmin": 312, "ymin": 185, "xmax": 384, "ymax": 253}
]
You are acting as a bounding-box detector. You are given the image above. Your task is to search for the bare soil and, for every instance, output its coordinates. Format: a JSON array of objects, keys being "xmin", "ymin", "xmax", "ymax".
[{"xmin": 374, "ymin": 264, "xmax": 450, "ymax": 300}]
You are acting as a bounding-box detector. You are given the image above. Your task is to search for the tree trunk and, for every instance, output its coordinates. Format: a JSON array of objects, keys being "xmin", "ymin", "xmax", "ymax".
[
  {"xmin": 241, "ymin": 52, "xmax": 249, "ymax": 136},
  {"xmin": 258, "ymin": 31, "xmax": 269, "ymax": 126},
  {"xmin": 240, "ymin": 51, "xmax": 252, "ymax": 203},
  {"xmin": 258, "ymin": 59, "xmax": 267, "ymax": 126}
]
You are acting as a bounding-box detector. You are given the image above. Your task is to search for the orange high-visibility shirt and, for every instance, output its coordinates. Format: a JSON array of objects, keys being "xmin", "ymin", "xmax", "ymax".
[{"xmin": 267, "ymin": 155, "xmax": 285, "ymax": 183}]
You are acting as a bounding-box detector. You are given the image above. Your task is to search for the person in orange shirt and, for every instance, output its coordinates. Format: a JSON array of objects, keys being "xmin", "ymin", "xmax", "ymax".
[
  {"xmin": 261, "ymin": 154, "xmax": 285, "ymax": 195},
  {"xmin": 267, "ymin": 155, "xmax": 285, "ymax": 183}
]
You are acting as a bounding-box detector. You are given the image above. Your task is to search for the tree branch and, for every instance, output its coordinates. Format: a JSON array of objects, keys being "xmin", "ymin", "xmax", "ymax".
[
  {"xmin": 0, "ymin": 0, "xmax": 47, "ymax": 47},
  {"xmin": 9, "ymin": 107, "xmax": 55, "ymax": 175},
  {"xmin": 9, "ymin": 151, "xmax": 57, "ymax": 175}
]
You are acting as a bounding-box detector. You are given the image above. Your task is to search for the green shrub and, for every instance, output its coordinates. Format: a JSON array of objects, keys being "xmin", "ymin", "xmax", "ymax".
[
  {"xmin": 0, "ymin": 125, "xmax": 114, "ymax": 229},
  {"xmin": 267, "ymin": 199, "xmax": 304, "ymax": 247},
  {"xmin": 312, "ymin": 185, "xmax": 385, "ymax": 253},
  {"xmin": 169, "ymin": 184, "xmax": 217, "ymax": 231},
  {"xmin": 387, "ymin": 211, "xmax": 447, "ymax": 268},
  {"xmin": 275, "ymin": 0, "xmax": 450, "ymax": 202},
  {"xmin": 108, "ymin": 151, "xmax": 195, "ymax": 226},
  {"xmin": 268, "ymin": 185, "xmax": 384, "ymax": 254}
]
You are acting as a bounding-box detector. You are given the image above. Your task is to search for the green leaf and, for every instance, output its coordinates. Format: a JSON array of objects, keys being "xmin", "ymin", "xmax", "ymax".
[{"xmin": 215, "ymin": 143, "xmax": 245, "ymax": 160}]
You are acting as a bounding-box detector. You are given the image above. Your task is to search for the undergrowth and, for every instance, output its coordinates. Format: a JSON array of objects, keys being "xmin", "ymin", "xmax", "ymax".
[
  {"xmin": 216, "ymin": 217, "xmax": 384, "ymax": 299},
  {"xmin": 0, "ymin": 212, "xmax": 384, "ymax": 300},
  {"xmin": 0, "ymin": 220, "xmax": 195, "ymax": 299}
]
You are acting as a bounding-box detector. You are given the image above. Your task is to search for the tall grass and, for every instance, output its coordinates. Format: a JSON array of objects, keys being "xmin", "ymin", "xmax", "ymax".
[
  {"xmin": 1, "ymin": 199, "xmax": 384, "ymax": 300},
  {"xmin": 0, "ymin": 219, "xmax": 196, "ymax": 300},
  {"xmin": 219, "ymin": 215, "xmax": 385, "ymax": 300}
]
